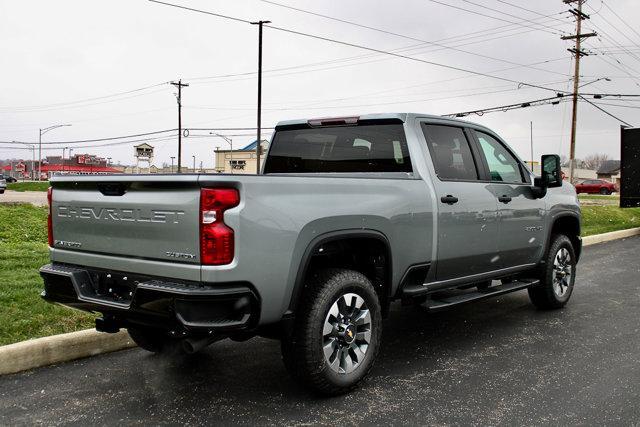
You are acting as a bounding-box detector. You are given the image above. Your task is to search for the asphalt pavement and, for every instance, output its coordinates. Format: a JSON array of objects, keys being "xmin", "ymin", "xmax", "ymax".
[{"xmin": 1, "ymin": 236, "xmax": 639, "ymax": 425}]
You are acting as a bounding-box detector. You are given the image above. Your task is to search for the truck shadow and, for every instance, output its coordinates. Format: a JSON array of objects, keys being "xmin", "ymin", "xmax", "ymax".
[{"xmin": 127, "ymin": 290, "xmax": 563, "ymax": 411}]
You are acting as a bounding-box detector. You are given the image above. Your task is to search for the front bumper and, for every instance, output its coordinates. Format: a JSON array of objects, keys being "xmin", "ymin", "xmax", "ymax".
[{"xmin": 40, "ymin": 263, "xmax": 259, "ymax": 335}]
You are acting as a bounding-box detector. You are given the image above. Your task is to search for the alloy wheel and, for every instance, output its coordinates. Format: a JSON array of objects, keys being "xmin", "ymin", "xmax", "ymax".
[
  {"xmin": 322, "ymin": 293, "xmax": 372, "ymax": 374},
  {"xmin": 552, "ymin": 248, "xmax": 573, "ymax": 298}
]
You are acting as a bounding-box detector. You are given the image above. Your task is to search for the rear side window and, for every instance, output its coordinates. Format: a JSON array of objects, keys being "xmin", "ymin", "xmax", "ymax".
[
  {"xmin": 422, "ymin": 124, "xmax": 478, "ymax": 181},
  {"xmin": 476, "ymin": 132, "xmax": 525, "ymax": 183},
  {"xmin": 263, "ymin": 123, "xmax": 412, "ymax": 174}
]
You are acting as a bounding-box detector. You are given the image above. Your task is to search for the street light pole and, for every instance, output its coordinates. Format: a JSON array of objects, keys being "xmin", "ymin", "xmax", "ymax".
[
  {"xmin": 170, "ymin": 156, "xmax": 175, "ymax": 173},
  {"xmin": 209, "ymin": 133, "xmax": 233, "ymax": 174},
  {"xmin": 192, "ymin": 155, "xmax": 196, "ymax": 172},
  {"xmin": 39, "ymin": 124, "xmax": 71, "ymax": 181}
]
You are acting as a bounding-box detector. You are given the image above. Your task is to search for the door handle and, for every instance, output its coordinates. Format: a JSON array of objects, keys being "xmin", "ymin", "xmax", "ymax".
[
  {"xmin": 440, "ymin": 195, "xmax": 459, "ymax": 205},
  {"xmin": 498, "ymin": 195, "xmax": 512, "ymax": 203}
]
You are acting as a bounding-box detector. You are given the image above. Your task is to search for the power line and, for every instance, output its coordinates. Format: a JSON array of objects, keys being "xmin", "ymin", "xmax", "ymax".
[
  {"xmin": 148, "ymin": 0, "xmax": 568, "ymax": 94},
  {"xmin": 460, "ymin": 0, "xmax": 569, "ymax": 34},
  {"xmin": 591, "ymin": 101, "xmax": 640, "ymax": 109},
  {"xmin": 492, "ymin": 0, "xmax": 569, "ymax": 25},
  {"xmin": 0, "ymin": 82, "xmax": 169, "ymax": 111},
  {"xmin": 442, "ymin": 95, "xmax": 568, "ymax": 117},
  {"xmin": 0, "ymin": 129, "xmax": 177, "ymax": 145},
  {"xmin": 426, "ymin": 0, "xmax": 567, "ymax": 36},
  {"xmin": 579, "ymin": 95, "xmax": 633, "ymax": 126},
  {"xmin": 0, "ymin": 87, "xmax": 170, "ymax": 114},
  {"xmin": 260, "ymin": 0, "xmax": 571, "ymax": 77}
]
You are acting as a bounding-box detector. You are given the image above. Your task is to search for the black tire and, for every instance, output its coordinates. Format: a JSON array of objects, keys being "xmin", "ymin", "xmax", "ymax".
[
  {"xmin": 528, "ymin": 234, "xmax": 576, "ymax": 310},
  {"xmin": 127, "ymin": 327, "xmax": 169, "ymax": 353},
  {"xmin": 281, "ymin": 268, "xmax": 382, "ymax": 395},
  {"xmin": 599, "ymin": 187, "xmax": 610, "ymax": 195}
]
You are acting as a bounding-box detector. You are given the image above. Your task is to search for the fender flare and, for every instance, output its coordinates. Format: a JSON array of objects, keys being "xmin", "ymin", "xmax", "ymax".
[
  {"xmin": 544, "ymin": 211, "xmax": 582, "ymax": 261},
  {"xmin": 286, "ymin": 229, "xmax": 392, "ymax": 314}
]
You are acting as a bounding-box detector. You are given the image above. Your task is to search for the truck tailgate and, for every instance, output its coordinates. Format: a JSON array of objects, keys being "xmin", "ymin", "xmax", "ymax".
[{"xmin": 51, "ymin": 180, "xmax": 201, "ymax": 264}]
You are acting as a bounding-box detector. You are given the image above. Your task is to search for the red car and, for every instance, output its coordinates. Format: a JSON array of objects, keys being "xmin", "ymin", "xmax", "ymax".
[{"xmin": 574, "ymin": 179, "xmax": 617, "ymax": 195}]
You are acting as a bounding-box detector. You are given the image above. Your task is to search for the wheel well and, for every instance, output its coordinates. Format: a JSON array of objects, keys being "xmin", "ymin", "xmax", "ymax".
[
  {"xmin": 551, "ymin": 215, "xmax": 581, "ymax": 260},
  {"xmin": 297, "ymin": 236, "xmax": 392, "ymax": 316}
]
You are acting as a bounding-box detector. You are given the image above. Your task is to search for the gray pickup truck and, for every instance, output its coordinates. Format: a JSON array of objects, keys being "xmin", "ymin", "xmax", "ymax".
[{"xmin": 40, "ymin": 113, "xmax": 581, "ymax": 395}]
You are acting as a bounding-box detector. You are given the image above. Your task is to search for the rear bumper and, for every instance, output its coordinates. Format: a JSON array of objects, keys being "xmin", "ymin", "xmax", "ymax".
[{"xmin": 40, "ymin": 263, "xmax": 259, "ymax": 336}]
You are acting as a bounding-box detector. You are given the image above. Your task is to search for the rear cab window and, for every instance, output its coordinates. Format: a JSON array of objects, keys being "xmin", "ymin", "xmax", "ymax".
[{"xmin": 263, "ymin": 120, "xmax": 412, "ymax": 174}]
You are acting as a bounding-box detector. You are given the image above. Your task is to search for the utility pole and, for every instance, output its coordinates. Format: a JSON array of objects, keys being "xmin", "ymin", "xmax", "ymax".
[
  {"xmin": 170, "ymin": 156, "xmax": 175, "ymax": 173},
  {"xmin": 192, "ymin": 155, "xmax": 196, "ymax": 172},
  {"xmin": 251, "ymin": 20, "xmax": 270, "ymax": 174},
  {"xmin": 562, "ymin": 0, "xmax": 597, "ymax": 183},
  {"xmin": 171, "ymin": 80, "xmax": 189, "ymax": 173},
  {"xmin": 530, "ymin": 121, "xmax": 534, "ymax": 170}
]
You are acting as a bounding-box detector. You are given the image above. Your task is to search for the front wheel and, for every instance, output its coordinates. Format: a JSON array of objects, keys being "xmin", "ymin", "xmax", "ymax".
[
  {"xmin": 599, "ymin": 187, "xmax": 611, "ymax": 195},
  {"xmin": 529, "ymin": 234, "xmax": 576, "ymax": 309},
  {"xmin": 281, "ymin": 268, "xmax": 382, "ymax": 395}
]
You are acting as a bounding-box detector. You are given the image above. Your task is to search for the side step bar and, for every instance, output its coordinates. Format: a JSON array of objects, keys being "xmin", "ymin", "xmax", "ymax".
[{"xmin": 420, "ymin": 279, "xmax": 539, "ymax": 312}]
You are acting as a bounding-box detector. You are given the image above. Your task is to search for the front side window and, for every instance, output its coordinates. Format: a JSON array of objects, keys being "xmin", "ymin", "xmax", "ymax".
[
  {"xmin": 422, "ymin": 124, "xmax": 478, "ymax": 181},
  {"xmin": 264, "ymin": 123, "xmax": 411, "ymax": 174},
  {"xmin": 476, "ymin": 132, "xmax": 524, "ymax": 183}
]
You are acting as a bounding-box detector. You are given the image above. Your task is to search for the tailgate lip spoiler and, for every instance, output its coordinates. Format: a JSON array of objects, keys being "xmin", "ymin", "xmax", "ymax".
[{"xmin": 50, "ymin": 174, "xmax": 203, "ymax": 183}]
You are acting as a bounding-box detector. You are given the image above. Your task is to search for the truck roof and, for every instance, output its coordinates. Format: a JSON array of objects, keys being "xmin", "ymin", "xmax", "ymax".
[{"xmin": 274, "ymin": 113, "xmax": 489, "ymax": 131}]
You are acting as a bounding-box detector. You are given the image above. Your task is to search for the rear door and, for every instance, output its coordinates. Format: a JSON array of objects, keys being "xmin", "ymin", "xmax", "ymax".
[
  {"xmin": 420, "ymin": 123, "xmax": 499, "ymax": 282},
  {"xmin": 471, "ymin": 130, "xmax": 545, "ymax": 269}
]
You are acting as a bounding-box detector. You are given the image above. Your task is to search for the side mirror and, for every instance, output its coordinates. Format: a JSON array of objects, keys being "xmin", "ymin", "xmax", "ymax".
[{"xmin": 541, "ymin": 154, "xmax": 562, "ymax": 188}]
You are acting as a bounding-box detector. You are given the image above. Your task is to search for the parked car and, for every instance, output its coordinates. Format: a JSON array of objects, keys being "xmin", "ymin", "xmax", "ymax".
[
  {"xmin": 40, "ymin": 113, "xmax": 581, "ymax": 395},
  {"xmin": 2, "ymin": 175, "xmax": 17, "ymax": 183},
  {"xmin": 574, "ymin": 179, "xmax": 617, "ymax": 195},
  {"xmin": 0, "ymin": 178, "xmax": 5, "ymax": 194}
]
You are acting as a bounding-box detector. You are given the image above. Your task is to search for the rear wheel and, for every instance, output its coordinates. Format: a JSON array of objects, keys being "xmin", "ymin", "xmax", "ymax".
[
  {"xmin": 529, "ymin": 234, "xmax": 576, "ymax": 309},
  {"xmin": 281, "ymin": 268, "xmax": 382, "ymax": 395},
  {"xmin": 127, "ymin": 327, "xmax": 169, "ymax": 353}
]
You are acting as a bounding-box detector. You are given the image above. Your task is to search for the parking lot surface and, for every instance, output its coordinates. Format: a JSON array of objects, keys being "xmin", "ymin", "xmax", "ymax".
[
  {"xmin": 0, "ymin": 190, "xmax": 47, "ymax": 206},
  {"xmin": 1, "ymin": 236, "xmax": 639, "ymax": 425}
]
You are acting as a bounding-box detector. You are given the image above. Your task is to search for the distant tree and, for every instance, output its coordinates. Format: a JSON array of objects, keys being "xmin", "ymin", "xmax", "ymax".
[
  {"xmin": 560, "ymin": 155, "xmax": 569, "ymax": 167},
  {"xmin": 582, "ymin": 153, "xmax": 611, "ymax": 170}
]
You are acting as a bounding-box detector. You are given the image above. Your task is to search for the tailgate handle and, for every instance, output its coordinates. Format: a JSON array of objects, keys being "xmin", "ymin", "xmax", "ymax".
[{"xmin": 97, "ymin": 183, "xmax": 127, "ymax": 196}]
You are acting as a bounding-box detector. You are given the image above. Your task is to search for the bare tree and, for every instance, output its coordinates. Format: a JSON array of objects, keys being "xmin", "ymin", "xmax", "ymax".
[
  {"xmin": 559, "ymin": 155, "xmax": 569, "ymax": 167},
  {"xmin": 582, "ymin": 153, "xmax": 611, "ymax": 170}
]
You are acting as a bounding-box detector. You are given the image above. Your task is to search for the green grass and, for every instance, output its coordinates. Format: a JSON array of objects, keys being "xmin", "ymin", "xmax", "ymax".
[
  {"xmin": 7, "ymin": 181, "xmax": 51, "ymax": 192},
  {"xmin": 0, "ymin": 204, "xmax": 93, "ymax": 346},
  {"xmin": 581, "ymin": 206, "xmax": 640, "ymax": 236},
  {"xmin": 578, "ymin": 194, "xmax": 619, "ymax": 200}
]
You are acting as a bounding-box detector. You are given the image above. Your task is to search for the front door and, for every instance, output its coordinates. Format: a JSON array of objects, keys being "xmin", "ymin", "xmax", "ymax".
[
  {"xmin": 421, "ymin": 123, "xmax": 500, "ymax": 282},
  {"xmin": 473, "ymin": 130, "xmax": 545, "ymax": 269}
]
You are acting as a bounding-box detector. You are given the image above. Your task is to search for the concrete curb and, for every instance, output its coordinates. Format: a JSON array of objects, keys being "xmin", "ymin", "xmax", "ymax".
[
  {"xmin": 582, "ymin": 227, "xmax": 640, "ymax": 246},
  {"xmin": 0, "ymin": 329, "xmax": 135, "ymax": 376},
  {"xmin": 1, "ymin": 227, "xmax": 639, "ymax": 376}
]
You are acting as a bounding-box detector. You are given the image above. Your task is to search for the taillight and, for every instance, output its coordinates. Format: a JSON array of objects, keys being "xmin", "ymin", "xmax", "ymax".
[
  {"xmin": 47, "ymin": 187, "xmax": 53, "ymax": 247},
  {"xmin": 200, "ymin": 188, "xmax": 239, "ymax": 265}
]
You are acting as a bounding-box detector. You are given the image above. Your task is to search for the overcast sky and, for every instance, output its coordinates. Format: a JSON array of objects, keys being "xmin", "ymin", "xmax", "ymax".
[{"xmin": 1, "ymin": 0, "xmax": 639, "ymax": 168}]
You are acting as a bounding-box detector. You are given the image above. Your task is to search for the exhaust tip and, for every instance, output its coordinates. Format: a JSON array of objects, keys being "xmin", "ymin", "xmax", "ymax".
[{"xmin": 182, "ymin": 336, "xmax": 215, "ymax": 354}]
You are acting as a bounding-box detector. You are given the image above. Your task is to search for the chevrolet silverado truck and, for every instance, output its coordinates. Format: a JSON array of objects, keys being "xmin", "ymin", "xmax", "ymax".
[{"xmin": 40, "ymin": 113, "xmax": 581, "ymax": 395}]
